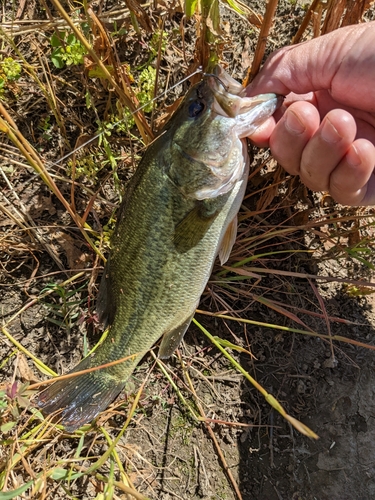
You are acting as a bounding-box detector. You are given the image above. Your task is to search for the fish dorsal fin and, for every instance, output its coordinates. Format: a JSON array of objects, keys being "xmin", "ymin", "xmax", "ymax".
[
  {"xmin": 218, "ymin": 215, "xmax": 238, "ymax": 265},
  {"xmin": 158, "ymin": 307, "xmax": 197, "ymax": 359},
  {"xmin": 173, "ymin": 203, "xmax": 219, "ymax": 253}
]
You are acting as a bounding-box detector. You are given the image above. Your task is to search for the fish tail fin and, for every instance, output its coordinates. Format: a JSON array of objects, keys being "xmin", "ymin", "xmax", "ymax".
[{"xmin": 37, "ymin": 357, "xmax": 125, "ymax": 432}]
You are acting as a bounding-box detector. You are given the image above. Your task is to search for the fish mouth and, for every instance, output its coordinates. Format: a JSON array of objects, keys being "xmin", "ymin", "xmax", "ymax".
[{"xmin": 205, "ymin": 66, "xmax": 283, "ymax": 121}]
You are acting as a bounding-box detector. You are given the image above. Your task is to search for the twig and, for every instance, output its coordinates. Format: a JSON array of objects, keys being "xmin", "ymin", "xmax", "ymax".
[
  {"xmin": 249, "ymin": 0, "xmax": 279, "ymax": 81},
  {"xmin": 181, "ymin": 353, "xmax": 243, "ymax": 500}
]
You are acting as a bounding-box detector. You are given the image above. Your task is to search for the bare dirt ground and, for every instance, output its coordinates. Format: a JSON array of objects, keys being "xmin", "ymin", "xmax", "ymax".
[{"xmin": 1, "ymin": 1, "xmax": 375, "ymax": 499}]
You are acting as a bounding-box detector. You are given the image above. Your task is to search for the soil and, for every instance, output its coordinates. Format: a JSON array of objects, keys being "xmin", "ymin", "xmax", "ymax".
[{"xmin": 1, "ymin": 1, "xmax": 375, "ymax": 500}]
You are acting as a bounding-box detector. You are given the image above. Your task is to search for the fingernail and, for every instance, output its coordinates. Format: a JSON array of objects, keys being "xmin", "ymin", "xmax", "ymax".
[
  {"xmin": 321, "ymin": 118, "xmax": 341, "ymax": 143},
  {"xmin": 285, "ymin": 110, "xmax": 305, "ymax": 135},
  {"xmin": 346, "ymin": 144, "xmax": 361, "ymax": 167}
]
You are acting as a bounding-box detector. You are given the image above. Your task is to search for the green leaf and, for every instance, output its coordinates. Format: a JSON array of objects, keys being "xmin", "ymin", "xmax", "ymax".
[
  {"xmin": 33, "ymin": 361, "xmax": 57, "ymax": 377},
  {"xmin": 185, "ymin": 0, "xmax": 199, "ymax": 17},
  {"xmin": 49, "ymin": 468, "xmax": 68, "ymax": 480},
  {"xmin": 88, "ymin": 65, "xmax": 114, "ymax": 79},
  {"xmin": 51, "ymin": 48, "xmax": 65, "ymax": 69},
  {"xmin": 29, "ymin": 407, "xmax": 44, "ymax": 420},
  {"xmin": 50, "ymin": 32, "xmax": 64, "ymax": 48},
  {"xmin": 75, "ymin": 433, "xmax": 86, "ymax": 458},
  {"xmin": 0, "ymin": 480, "xmax": 33, "ymax": 499},
  {"xmin": 66, "ymin": 34, "xmax": 76, "ymax": 45},
  {"xmin": 0, "ymin": 421, "xmax": 16, "ymax": 433},
  {"xmin": 223, "ymin": 0, "xmax": 246, "ymax": 16},
  {"xmin": 212, "ymin": 336, "xmax": 252, "ymax": 355}
]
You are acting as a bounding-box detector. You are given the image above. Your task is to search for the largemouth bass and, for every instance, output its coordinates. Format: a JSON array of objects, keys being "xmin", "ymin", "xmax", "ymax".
[{"xmin": 38, "ymin": 67, "xmax": 281, "ymax": 431}]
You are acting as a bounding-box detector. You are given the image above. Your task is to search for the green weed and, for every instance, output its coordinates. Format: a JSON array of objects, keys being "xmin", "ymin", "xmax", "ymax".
[
  {"xmin": 41, "ymin": 282, "xmax": 87, "ymax": 335},
  {"xmin": 103, "ymin": 65, "xmax": 157, "ymax": 133},
  {"xmin": 0, "ymin": 57, "xmax": 21, "ymax": 80},
  {"xmin": 137, "ymin": 66, "xmax": 157, "ymax": 112},
  {"xmin": 51, "ymin": 31, "xmax": 87, "ymax": 68},
  {"xmin": 0, "ymin": 56, "xmax": 21, "ymax": 95},
  {"xmin": 96, "ymin": 216, "xmax": 116, "ymax": 250},
  {"xmin": 149, "ymin": 30, "xmax": 168, "ymax": 60}
]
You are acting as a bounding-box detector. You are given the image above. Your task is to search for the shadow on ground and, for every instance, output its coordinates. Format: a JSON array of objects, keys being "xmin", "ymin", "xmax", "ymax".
[{"xmin": 236, "ymin": 287, "xmax": 375, "ymax": 500}]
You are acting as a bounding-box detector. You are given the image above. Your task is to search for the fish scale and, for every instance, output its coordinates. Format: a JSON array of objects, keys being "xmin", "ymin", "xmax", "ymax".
[{"xmin": 38, "ymin": 67, "xmax": 282, "ymax": 431}]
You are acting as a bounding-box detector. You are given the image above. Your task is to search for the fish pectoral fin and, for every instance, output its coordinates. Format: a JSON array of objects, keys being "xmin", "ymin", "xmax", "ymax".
[
  {"xmin": 218, "ymin": 215, "xmax": 238, "ymax": 265},
  {"xmin": 173, "ymin": 202, "xmax": 219, "ymax": 252},
  {"xmin": 158, "ymin": 309, "xmax": 197, "ymax": 359}
]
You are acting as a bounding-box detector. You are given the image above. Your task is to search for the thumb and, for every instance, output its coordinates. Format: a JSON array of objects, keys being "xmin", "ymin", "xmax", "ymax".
[{"xmin": 246, "ymin": 22, "xmax": 373, "ymax": 103}]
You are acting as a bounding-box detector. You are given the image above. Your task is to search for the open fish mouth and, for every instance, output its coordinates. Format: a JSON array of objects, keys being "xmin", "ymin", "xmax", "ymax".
[{"xmin": 205, "ymin": 66, "xmax": 283, "ymax": 137}]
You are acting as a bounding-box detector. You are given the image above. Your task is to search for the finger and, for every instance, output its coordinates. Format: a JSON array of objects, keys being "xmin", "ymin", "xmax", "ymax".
[
  {"xmin": 268, "ymin": 101, "xmax": 320, "ymax": 175},
  {"xmin": 329, "ymin": 139, "xmax": 375, "ymax": 206},
  {"xmin": 248, "ymin": 116, "xmax": 277, "ymax": 147},
  {"xmin": 313, "ymin": 90, "xmax": 375, "ymax": 144},
  {"xmin": 300, "ymin": 109, "xmax": 357, "ymax": 192}
]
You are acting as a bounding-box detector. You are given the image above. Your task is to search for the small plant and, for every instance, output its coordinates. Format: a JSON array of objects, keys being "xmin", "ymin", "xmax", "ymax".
[
  {"xmin": 41, "ymin": 282, "xmax": 87, "ymax": 335},
  {"xmin": 150, "ymin": 30, "xmax": 168, "ymax": 58},
  {"xmin": 0, "ymin": 382, "xmax": 33, "ymax": 435},
  {"xmin": 95, "ymin": 216, "xmax": 116, "ymax": 250},
  {"xmin": 137, "ymin": 66, "xmax": 157, "ymax": 112},
  {"xmin": 6, "ymin": 382, "xmax": 31, "ymax": 414},
  {"xmin": 103, "ymin": 65, "xmax": 156, "ymax": 133},
  {"xmin": 0, "ymin": 57, "xmax": 22, "ymax": 80},
  {"xmin": 67, "ymin": 153, "xmax": 104, "ymax": 181},
  {"xmin": 38, "ymin": 115, "xmax": 54, "ymax": 141},
  {"xmin": 138, "ymin": 30, "xmax": 168, "ymax": 69},
  {"xmin": 50, "ymin": 31, "xmax": 87, "ymax": 68},
  {"xmin": 0, "ymin": 56, "xmax": 22, "ymax": 95}
]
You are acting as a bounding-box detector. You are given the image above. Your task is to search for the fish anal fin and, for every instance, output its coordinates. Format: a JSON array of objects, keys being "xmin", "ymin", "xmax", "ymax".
[
  {"xmin": 158, "ymin": 309, "xmax": 197, "ymax": 359},
  {"xmin": 219, "ymin": 215, "xmax": 238, "ymax": 265}
]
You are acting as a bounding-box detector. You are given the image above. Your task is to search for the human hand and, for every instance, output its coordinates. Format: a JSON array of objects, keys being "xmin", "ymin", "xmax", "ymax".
[{"xmin": 247, "ymin": 22, "xmax": 375, "ymax": 206}]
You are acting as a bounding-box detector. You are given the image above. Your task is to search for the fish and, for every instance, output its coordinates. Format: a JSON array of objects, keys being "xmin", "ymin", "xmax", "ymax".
[{"xmin": 37, "ymin": 66, "xmax": 282, "ymax": 432}]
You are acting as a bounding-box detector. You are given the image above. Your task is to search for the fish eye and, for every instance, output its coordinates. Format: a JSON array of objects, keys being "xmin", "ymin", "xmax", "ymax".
[{"xmin": 188, "ymin": 100, "xmax": 205, "ymax": 118}]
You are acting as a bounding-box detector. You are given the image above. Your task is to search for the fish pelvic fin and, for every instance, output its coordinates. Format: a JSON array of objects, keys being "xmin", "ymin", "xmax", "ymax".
[
  {"xmin": 37, "ymin": 357, "xmax": 125, "ymax": 432},
  {"xmin": 218, "ymin": 215, "xmax": 238, "ymax": 265}
]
